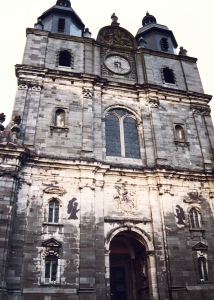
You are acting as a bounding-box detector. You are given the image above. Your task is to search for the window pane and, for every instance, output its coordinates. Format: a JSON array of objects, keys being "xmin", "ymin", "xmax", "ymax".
[
  {"xmin": 54, "ymin": 202, "xmax": 59, "ymax": 223},
  {"xmin": 109, "ymin": 108, "xmax": 128, "ymax": 118},
  {"xmin": 106, "ymin": 115, "xmax": 121, "ymax": 156},
  {"xmin": 45, "ymin": 257, "xmax": 51, "ymax": 279},
  {"xmin": 51, "ymin": 257, "xmax": 58, "ymax": 281},
  {"xmin": 194, "ymin": 210, "xmax": 200, "ymax": 228},
  {"xmin": 124, "ymin": 117, "xmax": 140, "ymax": 158},
  {"xmin": 202, "ymin": 258, "xmax": 208, "ymax": 281},
  {"xmin": 48, "ymin": 202, "xmax": 54, "ymax": 222},
  {"xmin": 189, "ymin": 210, "xmax": 195, "ymax": 228},
  {"xmin": 198, "ymin": 258, "xmax": 203, "ymax": 280}
]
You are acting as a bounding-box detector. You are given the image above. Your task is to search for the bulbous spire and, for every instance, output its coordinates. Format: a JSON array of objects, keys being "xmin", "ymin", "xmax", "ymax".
[
  {"xmin": 142, "ymin": 12, "xmax": 156, "ymax": 27},
  {"xmin": 56, "ymin": 0, "xmax": 71, "ymax": 7}
]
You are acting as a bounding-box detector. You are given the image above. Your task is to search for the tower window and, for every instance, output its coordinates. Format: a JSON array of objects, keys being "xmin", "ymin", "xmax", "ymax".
[
  {"xmin": 58, "ymin": 51, "xmax": 71, "ymax": 67},
  {"xmin": 58, "ymin": 18, "xmax": 65, "ymax": 32},
  {"xmin": 163, "ymin": 67, "xmax": 175, "ymax": 84},
  {"xmin": 189, "ymin": 208, "xmax": 201, "ymax": 229},
  {"xmin": 45, "ymin": 256, "xmax": 58, "ymax": 283},
  {"xmin": 198, "ymin": 256, "xmax": 208, "ymax": 282},
  {"xmin": 55, "ymin": 109, "xmax": 65, "ymax": 127},
  {"xmin": 105, "ymin": 108, "xmax": 140, "ymax": 159},
  {"xmin": 48, "ymin": 199, "xmax": 59, "ymax": 223},
  {"xmin": 160, "ymin": 38, "xmax": 169, "ymax": 51},
  {"xmin": 175, "ymin": 125, "xmax": 185, "ymax": 141}
]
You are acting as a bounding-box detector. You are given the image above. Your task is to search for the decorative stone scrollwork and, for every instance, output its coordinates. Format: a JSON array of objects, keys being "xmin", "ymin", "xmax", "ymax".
[
  {"xmin": 41, "ymin": 238, "xmax": 62, "ymax": 258},
  {"xmin": 158, "ymin": 184, "xmax": 174, "ymax": 196},
  {"xmin": 31, "ymin": 85, "xmax": 42, "ymax": 92},
  {"xmin": 18, "ymin": 84, "xmax": 28, "ymax": 90},
  {"xmin": 149, "ymin": 98, "xmax": 159, "ymax": 108},
  {"xmin": 43, "ymin": 186, "xmax": 66, "ymax": 195},
  {"xmin": 0, "ymin": 113, "xmax": 6, "ymax": 131},
  {"xmin": 183, "ymin": 192, "xmax": 204, "ymax": 204},
  {"xmin": 50, "ymin": 126, "xmax": 69, "ymax": 137},
  {"xmin": 190, "ymin": 105, "xmax": 211, "ymax": 116},
  {"xmin": 78, "ymin": 180, "xmax": 96, "ymax": 190},
  {"xmin": 99, "ymin": 28, "xmax": 134, "ymax": 48},
  {"xmin": 82, "ymin": 88, "xmax": 94, "ymax": 99}
]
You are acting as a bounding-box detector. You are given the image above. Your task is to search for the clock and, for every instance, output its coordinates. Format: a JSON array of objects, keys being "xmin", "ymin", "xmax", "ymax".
[{"xmin": 104, "ymin": 54, "xmax": 131, "ymax": 75}]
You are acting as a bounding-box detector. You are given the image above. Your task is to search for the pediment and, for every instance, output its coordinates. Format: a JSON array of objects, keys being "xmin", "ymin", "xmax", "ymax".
[
  {"xmin": 192, "ymin": 242, "xmax": 208, "ymax": 251},
  {"xmin": 97, "ymin": 26, "xmax": 136, "ymax": 49},
  {"xmin": 43, "ymin": 186, "xmax": 66, "ymax": 195},
  {"xmin": 42, "ymin": 238, "xmax": 62, "ymax": 248}
]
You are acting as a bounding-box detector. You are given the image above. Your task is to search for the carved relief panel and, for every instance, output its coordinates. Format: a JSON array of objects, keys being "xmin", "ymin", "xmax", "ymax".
[{"xmin": 113, "ymin": 182, "xmax": 137, "ymax": 214}]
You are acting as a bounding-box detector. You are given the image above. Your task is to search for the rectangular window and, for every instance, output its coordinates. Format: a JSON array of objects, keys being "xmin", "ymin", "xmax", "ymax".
[
  {"xmin": 58, "ymin": 18, "xmax": 65, "ymax": 32},
  {"xmin": 45, "ymin": 256, "xmax": 58, "ymax": 282},
  {"xmin": 161, "ymin": 38, "xmax": 169, "ymax": 51}
]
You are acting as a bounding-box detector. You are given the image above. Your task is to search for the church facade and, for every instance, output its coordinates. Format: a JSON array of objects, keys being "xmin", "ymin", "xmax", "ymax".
[{"xmin": 0, "ymin": 1, "xmax": 214, "ymax": 299}]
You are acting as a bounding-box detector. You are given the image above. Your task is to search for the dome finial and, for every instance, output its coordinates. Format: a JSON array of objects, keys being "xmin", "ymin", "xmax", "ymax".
[
  {"xmin": 56, "ymin": 0, "xmax": 71, "ymax": 7},
  {"xmin": 142, "ymin": 12, "xmax": 156, "ymax": 27}
]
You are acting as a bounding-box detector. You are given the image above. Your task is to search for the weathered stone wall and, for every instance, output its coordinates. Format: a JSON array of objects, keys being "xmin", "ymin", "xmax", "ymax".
[{"xmin": 1, "ymin": 20, "xmax": 214, "ymax": 300}]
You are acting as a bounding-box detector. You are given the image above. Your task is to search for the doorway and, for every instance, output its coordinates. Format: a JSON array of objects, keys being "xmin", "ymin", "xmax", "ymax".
[{"xmin": 110, "ymin": 231, "xmax": 150, "ymax": 300}]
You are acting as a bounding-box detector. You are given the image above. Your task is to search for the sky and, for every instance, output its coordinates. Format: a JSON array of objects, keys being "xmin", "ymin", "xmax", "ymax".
[{"xmin": 0, "ymin": 0, "xmax": 214, "ymax": 125}]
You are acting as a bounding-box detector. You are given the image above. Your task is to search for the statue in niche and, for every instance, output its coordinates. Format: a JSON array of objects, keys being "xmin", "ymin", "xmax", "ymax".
[
  {"xmin": 55, "ymin": 109, "xmax": 65, "ymax": 127},
  {"xmin": 67, "ymin": 198, "xmax": 80, "ymax": 220},
  {"xmin": 174, "ymin": 205, "xmax": 185, "ymax": 227}
]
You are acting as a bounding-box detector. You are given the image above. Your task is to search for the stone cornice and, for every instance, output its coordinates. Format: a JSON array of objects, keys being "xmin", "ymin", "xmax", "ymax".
[
  {"xmin": 15, "ymin": 64, "xmax": 212, "ymax": 103},
  {"xmin": 22, "ymin": 154, "xmax": 214, "ymax": 180},
  {"xmin": 26, "ymin": 28, "xmax": 197, "ymax": 64}
]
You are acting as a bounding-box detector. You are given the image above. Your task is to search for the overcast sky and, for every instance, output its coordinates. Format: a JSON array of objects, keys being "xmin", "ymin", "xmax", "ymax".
[{"xmin": 0, "ymin": 0, "xmax": 214, "ymax": 125}]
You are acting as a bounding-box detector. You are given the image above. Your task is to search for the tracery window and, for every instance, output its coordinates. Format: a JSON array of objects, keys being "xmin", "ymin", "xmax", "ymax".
[
  {"xmin": 105, "ymin": 108, "xmax": 140, "ymax": 159},
  {"xmin": 41, "ymin": 239, "xmax": 62, "ymax": 285},
  {"xmin": 58, "ymin": 50, "xmax": 71, "ymax": 67},
  {"xmin": 48, "ymin": 199, "xmax": 59, "ymax": 223},
  {"xmin": 163, "ymin": 67, "xmax": 175, "ymax": 84},
  {"xmin": 198, "ymin": 256, "xmax": 208, "ymax": 282},
  {"xmin": 55, "ymin": 109, "xmax": 65, "ymax": 127},
  {"xmin": 189, "ymin": 208, "xmax": 201, "ymax": 229}
]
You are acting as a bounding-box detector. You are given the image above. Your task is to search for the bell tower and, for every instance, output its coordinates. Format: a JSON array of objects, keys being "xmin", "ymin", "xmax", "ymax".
[{"xmin": 0, "ymin": 3, "xmax": 214, "ymax": 300}]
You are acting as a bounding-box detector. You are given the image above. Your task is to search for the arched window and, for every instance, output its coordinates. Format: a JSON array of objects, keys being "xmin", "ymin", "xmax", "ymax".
[
  {"xmin": 198, "ymin": 256, "xmax": 208, "ymax": 282},
  {"xmin": 45, "ymin": 255, "xmax": 58, "ymax": 283},
  {"xmin": 189, "ymin": 208, "xmax": 200, "ymax": 229},
  {"xmin": 48, "ymin": 199, "xmax": 59, "ymax": 223},
  {"xmin": 105, "ymin": 108, "xmax": 140, "ymax": 159},
  {"xmin": 58, "ymin": 50, "xmax": 71, "ymax": 67},
  {"xmin": 55, "ymin": 109, "xmax": 65, "ymax": 127},
  {"xmin": 175, "ymin": 125, "xmax": 185, "ymax": 141},
  {"xmin": 163, "ymin": 67, "xmax": 175, "ymax": 84}
]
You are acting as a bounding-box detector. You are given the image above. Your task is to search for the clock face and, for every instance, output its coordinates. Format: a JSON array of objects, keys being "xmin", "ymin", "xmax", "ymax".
[{"xmin": 104, "ymin": 54, "xmax": 131, "ymax": 75}]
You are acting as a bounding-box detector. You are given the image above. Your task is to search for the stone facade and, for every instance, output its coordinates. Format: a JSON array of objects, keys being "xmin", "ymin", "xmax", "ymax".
[{"xmin": 0, "ymin": 2, "xmax": 214, "ymax": 300}]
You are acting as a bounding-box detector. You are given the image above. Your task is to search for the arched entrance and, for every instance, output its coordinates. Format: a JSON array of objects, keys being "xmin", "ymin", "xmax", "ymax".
[{"xmin": 109, "ymin": 230, "xmax": 150, "ymax": 300}]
